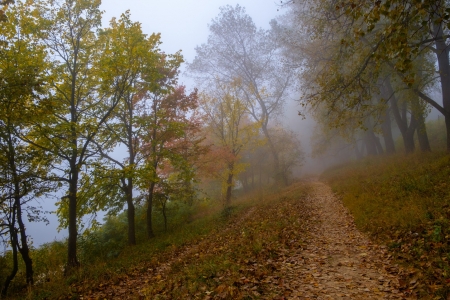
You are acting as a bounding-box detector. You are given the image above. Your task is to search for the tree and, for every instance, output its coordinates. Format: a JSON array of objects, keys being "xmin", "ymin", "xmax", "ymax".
[
  {"xmin": 0, "ymin": 1, "xmax": 51, "ymax": 293},
  {"xmin": 139, "ymin": 83, "xmax": 200, "ymax": 239},
  {"xmin": 280, "ymin": 0, "xmax": 448, "ymax": 150},
  {"xmin": 269, "ymin": 127, "xmax": 304, "ymax": 185},
  {"xmin": 28, "ymin": 0, "xmax": 123, "ymax": 270},
  {"xmin": 77, "ymin": 12, "xmax": 164, "ymax": 246},
  {"xmin": 199, "ymin": 80, "xmax": 261, "ymax": 206},
  {"xmin": 279, "ymin": 0, "xmax": 435, "ymax": 154},
  {"xmin": 188, "ymin": 5, "xmax": 293, "ymax": 183}
]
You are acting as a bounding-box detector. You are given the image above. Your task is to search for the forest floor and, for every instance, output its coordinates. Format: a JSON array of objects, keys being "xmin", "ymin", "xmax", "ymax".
[{"xmin": 79, "ymin": 181, "xmax": 413, "ymax": 299}]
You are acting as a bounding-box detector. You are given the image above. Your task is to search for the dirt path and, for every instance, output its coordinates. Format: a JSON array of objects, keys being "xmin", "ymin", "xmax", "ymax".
[
  {"xmin": 82, "ymin": 181, "xmax": 411, "ymax": 299},
  {"xmin": 263, "ymin": 181, "xmax": 409, "ymax": 299}
]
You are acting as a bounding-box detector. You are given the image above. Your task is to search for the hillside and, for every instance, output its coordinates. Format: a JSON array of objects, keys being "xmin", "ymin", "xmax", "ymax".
[{"xmin": 61, "ymin": 182, "xmax": 407, "ymax": 299}]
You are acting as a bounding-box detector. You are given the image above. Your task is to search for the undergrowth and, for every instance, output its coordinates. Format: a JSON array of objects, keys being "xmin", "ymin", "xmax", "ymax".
[
  {"xmin": 3, "ymin": 184, "xmax": 307, "ymax": 299},
  {"xmin": 141, "ymin": 182, "xmax": 310, "ymax": 299},
  {"xmin": 321, "ymin": 151, "xmax": 450, "ymax": 299}
]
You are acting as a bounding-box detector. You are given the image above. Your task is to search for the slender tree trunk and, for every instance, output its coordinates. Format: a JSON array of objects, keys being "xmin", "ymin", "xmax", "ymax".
[
  {"xmin": 2, "ymin": 224, "xmax": 18, "ymax": 296},
  {"xmin": 125, "ymin": 180, "xmax": 136, "ymax": 245},
  {"xmin": 381, "ymin": 107, "xmax": 396, "ymax": 154},
  {"xmin": 225, "ymin": 163, "xmax": 234, "ymax": 206},
  {"xmin": 411, "ymin": 97, "xmax": 431, "ymax": 152},
  {"xmin": 373, "ymin": 133, "xmax": 384, "ymax": 155},
  {"xmin": 8, "ymin": 130, "xmax": 33, "ymax": 285},
  {"xmin": 416, "ymin": 116, "xmax": 431, "ymax": 152},
  {"xmin": 384, "ymin": 79, "xmax": 417, "ymax": 153},
  {"xmin": 16, "ymin": 196, "xmax": 33, "ymax": 285},
  {"xmin": 125, "ymin": 106, "xmax": 137, "ymax": 245},
  {"xmin": 261, "ymin": 125, "xmax": 281, "ymax": 184},
  {"xmin": 147, "ymin": 182, "xmax": 156, "ymax": 239},
  {"xmin": 67, "ymin": 164, "xmax": 79, "ymax": 269}
]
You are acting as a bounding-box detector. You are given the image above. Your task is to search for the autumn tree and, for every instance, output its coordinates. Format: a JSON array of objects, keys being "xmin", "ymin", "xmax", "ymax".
[
  {"xmin": 269, "ymin": 127, "xmax": 304, "ymax": 185},
  {"xmin": 75, "ymin": 12, "xmax": 165, "ymax": 246},
  {"xmin": 138, "ymin": 82, "xmax": 201, "ymax": 239},
  {"xmin": 27, "ymin": 0, "xmax": 124, "ymax": 270},
  {"xmin": 199, "ymin": 80, "xmax": 261, "ymax": 206},
  {"xmin": 0, "ymin": 2, "xmax": 52, "ymax": 294},
  {"xmin": 188, "ymin": 5, "xmax": 293, "ymax": 184},
  {"xmin": 279, "ymin": 0, "xmax": 436, "ymax": 155}
]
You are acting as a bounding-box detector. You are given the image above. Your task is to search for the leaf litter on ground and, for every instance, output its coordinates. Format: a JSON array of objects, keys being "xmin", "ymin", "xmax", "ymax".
[{"xmin": 77, "ymin": 181, "xmax": 413, "ymax": 299}]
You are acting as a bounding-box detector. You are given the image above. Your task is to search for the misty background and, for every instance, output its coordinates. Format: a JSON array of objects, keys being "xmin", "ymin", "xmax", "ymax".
[{"xmin": 23, "ymin": 0, "xmax": 315, "ymax": 247}]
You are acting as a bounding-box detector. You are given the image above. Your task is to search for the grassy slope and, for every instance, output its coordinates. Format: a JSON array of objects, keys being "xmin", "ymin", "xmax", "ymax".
[
  {"xmin": 10, "ymin": 183, "xmax": 309, "ymax": 299},
  {"xmin": 321, "ymin": 152, "xmax": 450, "ymax": 299}
]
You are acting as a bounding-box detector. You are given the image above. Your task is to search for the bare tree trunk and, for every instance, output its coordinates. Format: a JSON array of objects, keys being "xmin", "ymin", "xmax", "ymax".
[{"xmin": 384, "ymin": 79, "xmax": 417, "ymax": 153}]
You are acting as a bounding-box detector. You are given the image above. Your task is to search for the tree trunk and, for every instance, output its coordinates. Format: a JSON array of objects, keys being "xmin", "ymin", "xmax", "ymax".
[
  {"xmin": 67, "ymin": 164, "xmax": 79, "ymax": 270},
  {"xmin": 146, "ymin": 182, "xmax": 156, "ymax": 239},
  {"xmin": 433, "ymin": 20, "xmax": 450, "ymax": 151},
  {"xmin": 16, "ymin": 195, "xmax": 33, "ymax": 285},
  {"xmin": 373, "ymin": 133, "xmax": 384, "ymax": 155},
  {"xmin": 125, "ymin": 179, "xmax": 136, "ymax": 245},
  {"xmin": 261, "ymin": 125, "xmax": 281, "ymax": 184},
  {"xmin": 8, "ymin": 131, "xmax": 33, "ymax": 285},
  {"xmin": 411, "ymin": 98, "xmax": 431, "ymax": 152},
  {"xmin": 225, "ymin": 163, "xmax": 234, "ymax": 207},
  {"xmin": 241, "ymin": 172, "xmax": 249, "ymax": 193},
  {"xmin": 2, "ymin": 224, "xmax": 18, "ymax": 296},
  {"xmin": 384, "ymin": 79, "xmax": 416, "ymax": 153}
]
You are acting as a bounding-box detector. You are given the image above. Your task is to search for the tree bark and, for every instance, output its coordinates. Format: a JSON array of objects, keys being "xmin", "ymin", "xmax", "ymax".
[
  {"xmin": 383, "ymin": 79, "xmax": 417, "ymax": 153},
  {"xmin": 2, "ymin": 224, "xmax": 18, "ymax": 296},
  {"xmin": 67, "ymin": 163, "xmax": 80, "ymax": 269},
  {"xmin": 261, "ymin": 125, "xmax": 281, "ymax": 184},
  {"xmin": 16, "ymin": 196, "xmax": 33, "ymax": 285},
  {"xmin": 8, "ymin": 129, "xmax": 33, "ymax": 285},
  {"xmin": 125, "ymin": 180, "xmax": 136, "ymax": 245},
  {"xmin": 146, "ymin": 182, "xmax": 156, "ymax": 239},
  {"xmin": 410, "ymin": 97, "xmax": 431, "ymax": 152},
  {"xmin": 432, "ymin": 20, "xmax": 450, "ymax": 151}
]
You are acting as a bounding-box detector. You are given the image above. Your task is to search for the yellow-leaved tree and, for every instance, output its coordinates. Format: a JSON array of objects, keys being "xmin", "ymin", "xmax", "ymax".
[{"xmin": 200, "ymin": 79, "xmax": 262, "ymax": 207}]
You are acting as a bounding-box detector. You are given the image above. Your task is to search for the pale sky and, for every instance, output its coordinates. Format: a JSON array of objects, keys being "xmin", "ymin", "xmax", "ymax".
[
  {"xmin": 101, "ymin": 0, "xmax": 283, "ymax": 88},
  {"xmin": 27, "ymin": 0, "xmax": 286, "ymax": 247}
]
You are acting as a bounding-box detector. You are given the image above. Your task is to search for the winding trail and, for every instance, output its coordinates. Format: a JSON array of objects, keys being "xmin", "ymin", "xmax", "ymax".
[{"xmin": 264, "ymin": 181, "xmax": 409, "ymax": 299}]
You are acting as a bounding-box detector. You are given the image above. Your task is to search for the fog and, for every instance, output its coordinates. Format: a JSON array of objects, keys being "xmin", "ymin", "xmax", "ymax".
[{"xmin": 27, "ymin": 0, "xmax": 312, "ymax": 247}]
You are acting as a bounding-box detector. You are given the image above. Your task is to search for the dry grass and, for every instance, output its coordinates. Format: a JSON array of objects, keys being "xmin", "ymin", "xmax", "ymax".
[{"xmin": 321, "ymin": 152, "xmax": 450, "ymax": 298}]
